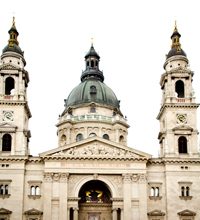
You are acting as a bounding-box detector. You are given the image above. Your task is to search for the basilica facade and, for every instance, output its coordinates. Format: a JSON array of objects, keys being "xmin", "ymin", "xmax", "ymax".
[{"xmin": 0, "ymin": 19, "xmax": 200, "ymax": 220}]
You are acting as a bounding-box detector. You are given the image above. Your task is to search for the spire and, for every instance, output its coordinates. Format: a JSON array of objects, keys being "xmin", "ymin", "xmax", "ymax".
[
  {"xmin": 170, "ymin": 21, "xmax": 181, "ymax": 51},
  {"xmin": 166, "ymin": 22, "xmax": 187, "ymax": 59},
  {"xmin": 2, "ymin": 17, "xmax": 23, "ymax": 56},
  {"xmin": 81, "ymin": 44, "xmax": 104, "ymax": 82},
  {"xmin": 8, "ymin": 17, "xmax": 19, "ymax": 47}
]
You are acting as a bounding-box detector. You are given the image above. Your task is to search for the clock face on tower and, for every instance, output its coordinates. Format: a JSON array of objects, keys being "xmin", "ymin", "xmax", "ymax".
[
  {"xmin": 177, "ymin": 113, "xmax": 187, "ymax": 124},
  {"xmin": 2, "ymin": 111, "xmax": 14, "ymax": 122}
]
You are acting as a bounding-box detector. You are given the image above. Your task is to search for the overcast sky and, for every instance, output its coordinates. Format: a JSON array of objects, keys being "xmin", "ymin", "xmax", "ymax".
[{"xmin": 0, "ymin": 0, "xmax": 200, "ymax": 156}]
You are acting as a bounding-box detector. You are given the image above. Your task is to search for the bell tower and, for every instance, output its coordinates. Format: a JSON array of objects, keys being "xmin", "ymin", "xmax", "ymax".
[
  {"xmin": 157, "ymin": 23, "xmax": 199, "ymax": 158},
  {"xmin": 0, "ymin": 18, "xmax": 31, "ymax": 156}
]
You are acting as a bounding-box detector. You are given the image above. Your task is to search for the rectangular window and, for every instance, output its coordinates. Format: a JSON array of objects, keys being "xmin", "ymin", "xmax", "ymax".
[
  {"xmin": 178, "ymin": 182, "xmax": 192, "ymax": 200},
  {"xmin": 28, "ymin": 181, "xmax": 42, "ymax": 199},
  {"xmin": 148, "ymin": 182, "xmax": 162, "ymax": 200},
  {"xmin": 0, "ymin": 180, "xmax": 11, "ymax": 198}
]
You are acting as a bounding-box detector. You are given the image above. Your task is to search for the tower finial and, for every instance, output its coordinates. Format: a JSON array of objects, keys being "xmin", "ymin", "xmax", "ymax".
[
  {"xmin": 12, "ymin": 16, "xmax": 16, "ymax": 27},
  {"xmin": 174, "ymin": 20, "xmax": 177, "ymax": 32},
  {"xmin": 91, "ymin": 37, "xmax": 94, "ymax": 46}
]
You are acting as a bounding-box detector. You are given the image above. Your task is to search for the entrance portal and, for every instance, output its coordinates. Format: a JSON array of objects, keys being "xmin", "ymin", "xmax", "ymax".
[{"xmin": 78, "ymin": 180, "xmax": 112, "ymax": 220}]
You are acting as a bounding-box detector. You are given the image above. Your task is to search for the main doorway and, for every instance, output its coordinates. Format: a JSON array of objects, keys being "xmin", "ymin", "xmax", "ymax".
[{"xmin": 78, "ymin": 180, "xmax": 112, "ymax": 220}]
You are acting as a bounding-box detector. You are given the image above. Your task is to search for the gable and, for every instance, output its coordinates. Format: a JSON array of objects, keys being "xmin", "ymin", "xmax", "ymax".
[
  {"xmin": 177, "ymin": 209, "xmax": 196, "ymax": 216},
  {"xmin": 40, "ymin": 137, "xmax": 151, "ymax": 160},
  {"xmin": 0, "ymin": 122, "xmax": 17, "ymax": 132}
]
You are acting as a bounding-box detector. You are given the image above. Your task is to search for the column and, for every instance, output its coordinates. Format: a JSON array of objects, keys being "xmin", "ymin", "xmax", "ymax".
[
  {"xmin": 74, "ymin": 207, "xmax": 78, "ymax": 220},
  {"xmin": 59, "ymin": 173, "xmax": 69, "ymax": 220},
  {"xmin": 122, "ymin": 174, "xmax": 132, "ymax": 219},
  {"xmin": 43, "ymin": 173, "xmax": 53, "ymax": 219},
  {"xmin": 112, "ymin": 208, "xmax": 117, "ymax": 220}
]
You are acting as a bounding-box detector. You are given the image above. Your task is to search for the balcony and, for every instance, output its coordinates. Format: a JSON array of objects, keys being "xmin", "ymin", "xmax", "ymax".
[{"xmin": 58, "ymin": 114, "xmax": 127, "ymax": 124}]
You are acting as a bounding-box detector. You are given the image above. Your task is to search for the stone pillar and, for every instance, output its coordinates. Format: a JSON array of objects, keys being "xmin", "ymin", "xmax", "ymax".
[
  {"xmin": 74, "ymin": 207, "xmax": 78, "ymax": 220},
  {"xmin": 43, "ymin": 173, "xmax": 53, "ymax": 219},
  {"xmin": 59, "ymin": 173, "xmax": 69, "ymax": 220},
  {"xmin": 122, "ymin": 174, "xmax": 132, "ymax": 219},
  {"xmin": 112, "ymin": 208, "xmax": 117, "ymax": 220}
]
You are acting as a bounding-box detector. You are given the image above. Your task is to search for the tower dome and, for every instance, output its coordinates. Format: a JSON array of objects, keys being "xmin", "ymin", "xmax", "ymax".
[{"xmin": 64, "ymin": 44, "xmax": 120, "ymax": 111}]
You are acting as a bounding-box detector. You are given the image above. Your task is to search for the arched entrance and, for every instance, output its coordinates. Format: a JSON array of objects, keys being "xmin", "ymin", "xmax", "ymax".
[{"xmin": 78, "ymin": 180, "xmax": 112, "ymax": 220}]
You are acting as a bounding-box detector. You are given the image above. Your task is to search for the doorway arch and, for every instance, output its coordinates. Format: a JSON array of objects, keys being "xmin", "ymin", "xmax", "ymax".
[{"xmin": 78, "ymin": 180, "xmax": 112, "ymax": 220}]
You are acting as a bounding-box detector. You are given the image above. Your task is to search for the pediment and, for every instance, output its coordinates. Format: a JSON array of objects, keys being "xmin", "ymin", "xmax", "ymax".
[
  {"xmin": 0, "ymin": 63, "xmax": 20, "ymax": 71},
  {"xmin": 0, "ymin": 207, "xmax": 12, "ymax": 214},
  {"xmin": 177, "ymin": 209, "xmax": 196, "ymax": 216},
  {"xmin": 172, "ymin": 124, "xmax": 193, "ymax": 131},
  {"xmin": 0, "ymin": 122, "xmax": 17, "ymax": 132},
  {"xmin": 40, "ymin": 137, "xmax": 151, "ymax": 160},
  {"xmin": 24, "ymin": 208, "xmax": 43, "ymax": 215},
  {"xmin": 147, "ymin": 209, "xmax": 165, "ymax": 216}
]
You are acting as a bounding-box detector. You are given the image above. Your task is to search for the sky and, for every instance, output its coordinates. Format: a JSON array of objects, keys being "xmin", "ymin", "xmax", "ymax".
[{"xmin": 0, "ymin": 0, "xmax": 200, "ymax": 156}]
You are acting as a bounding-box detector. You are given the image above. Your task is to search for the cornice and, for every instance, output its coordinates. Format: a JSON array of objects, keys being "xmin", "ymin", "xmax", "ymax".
[
  {"xmin": 0, "ymin": 155, "xmax": 28, "ymax": 162},
  {"xmin": 0, "ymin": 100, "xmax": 32, "ymax": 118},
  {"xmin": 148, "ymin": 157, "xmax": 200, "ymax": 165},
  {"xmin": 157, "ymin": 102, "xmax": 199, "ymax": 119},
  {"xmin": 42, "ymin": 155, "xmax": 148, "ymax": 162}
]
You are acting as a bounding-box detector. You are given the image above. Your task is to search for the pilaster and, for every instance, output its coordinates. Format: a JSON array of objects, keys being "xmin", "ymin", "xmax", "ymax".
[{"xmin": 43, "ymin": 172, "xmax": 53, "ymax": 219}]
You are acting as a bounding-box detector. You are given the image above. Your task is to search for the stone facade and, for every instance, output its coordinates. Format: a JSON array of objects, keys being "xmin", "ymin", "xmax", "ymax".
[{"xmin": 0, "ymin": 20, "xmax": 200, "ymax": 220}]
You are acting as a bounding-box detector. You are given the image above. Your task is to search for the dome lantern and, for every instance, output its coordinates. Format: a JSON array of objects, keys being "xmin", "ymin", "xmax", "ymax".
[{"xmin": 81, "ymin": 44, "xmax": 104, "ymax": 82}]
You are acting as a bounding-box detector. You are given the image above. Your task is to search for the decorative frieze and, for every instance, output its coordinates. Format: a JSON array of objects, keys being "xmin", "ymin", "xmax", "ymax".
[{"xmin": 44, "ymin": 172, "xmax": 69, "ymax": 182}]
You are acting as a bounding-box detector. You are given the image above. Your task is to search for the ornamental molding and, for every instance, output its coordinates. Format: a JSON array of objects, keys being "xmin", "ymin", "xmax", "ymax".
[
  {"xmin": 148, "ymin": 158, "xmax": 200, "ymax": 165},
  {"xmin": 0, "ymin": 156, "xmax": 28, "ymax": 162},
  {"xmin": 43, "ymin": 172, "xmax": 69, "ymax": 182},
  {"xmin": 0, "ymin": 63, "xmax": 21, "ymax": 71}
]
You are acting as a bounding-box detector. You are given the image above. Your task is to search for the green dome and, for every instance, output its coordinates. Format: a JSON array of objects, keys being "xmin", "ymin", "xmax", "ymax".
[
  {"xmin": 65, "ymin": 78, "xmax": 120, "ymax": 109},
  {"xmin": 3, "ymin": 44, "xmax": 23, "ymax": 56}
]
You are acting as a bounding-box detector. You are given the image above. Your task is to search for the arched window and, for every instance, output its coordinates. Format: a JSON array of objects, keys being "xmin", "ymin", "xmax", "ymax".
[
  {"xmin": 175, "ymin": 80, "xmax": 184, "ymax": 98},
  {"xmin": 5, "ymin": 185, "xmax": 8, "ymax": 195},
  {"xmin": 119, "ymin": 135, "xmax": 124, "ymax": 143},
  {"xmin": 35, "ymin": 186, "xmax": 40, "ymax": 195},
  {"xmin": 90, "ymin": 85, "xmax": 97, "ymax": 94},
  {"xmin": 0, "ymin": 185, "xmax": 3, "ymax": 194},
  {"xmin": 103, "ymin": 134, "xmax": 109, "ymax": 140},
  {"xmin": 5, "ymin": 77, "xmax": 15, "ymax": 95},
  {"xmin": 155, "ymin": 187, "xmax": 159, "ymax": 197},
  {"xmin": 31, "ymin": 186, "xmax": 36, "ymax": 195},
  {"xmin": 150, "ymin": 187, "xmax": 155, "ymax": 196},
  {"xmin": 2, "ymin": 134, "xmax": 12, "ymax": 151},
  {"xmin": 91, "ymin": 60, "xmax": 94, "ymax": 68},
  {"xmin": 178, "ymin": 136, "xmax": 187, "ymax": 153},
  {"xmin": 76, "ymin": 133, "xmax": 83, "ymax": 142},
  {"xmin": 186, "ymin": 186, "xmax": 190, "ymax": 196},
  {"xmin": 89, "ymin": 133, "xmax": 96, "ymax": 138},
  {"xmin": 181, "ymin": 186, "xmax": 185, "ymax": 196}
]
